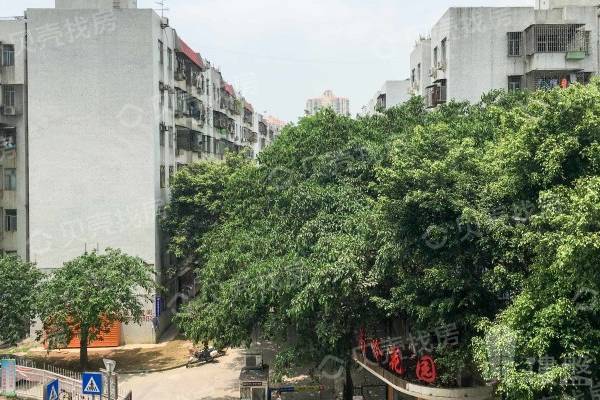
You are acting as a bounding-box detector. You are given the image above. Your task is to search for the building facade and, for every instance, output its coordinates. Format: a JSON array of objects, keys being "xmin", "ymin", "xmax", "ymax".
[
  {"xmin": 410, "ymin": 0, "xmax": 600, "ymax": 107},
  {"xmin": 305, "ymin": 90, "xmax": 350, "ymax": 116},
  {"xmin": 360, "ymin": 80, "xmax": 412, "ymax": 116},
  {"xmin": 0, "ymin": 0, "xmax": 281, "ymax": 344}
]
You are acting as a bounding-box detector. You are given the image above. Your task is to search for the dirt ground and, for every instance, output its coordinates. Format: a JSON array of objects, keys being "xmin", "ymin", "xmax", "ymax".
[{"xmin": 23, "ymin": 338, "xmax": 192, "ymax": 372}]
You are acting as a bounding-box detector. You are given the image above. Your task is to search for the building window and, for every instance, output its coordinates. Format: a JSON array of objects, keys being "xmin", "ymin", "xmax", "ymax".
[
  {"xmin": 3, "ymin": 85, "xmax": 15, "ymax": 107},
  {"xmin": 167, "ymin": 48, "xmax": 172, "ymax": 70},
  {"xmin": 160, "ymin": 165, "xmax": 166, "ymax": 188},
  {"xmin": 433, "ymin": 46, "xmax": 438, "ymax": 68},
  {"xmin": 2, "ymin": 45, "xmax": 14, "ymax": 67},
  {"xmin": 4, "ymin": 168, "xmax": 16, "ymax": 191},
  {"xmin": 417, "ymin": 63, "xmax": 421, "ymax": 80},
  {"xmin": 507, "ymin": 32, "xmax": 522, "ymax": 56},
  {"xmin": 169, "ymin": 166, "xmax": 174, "ymax": 182},
  {"xmin": 508, "ymin": 75, "xmax": 522, "ymax": 91},
  {"xmin": 158, "ymin": 40, "xmax": 164, "ymax": 64},
  {"xmin": 4, "ymin": 209, "xmax": 16, "ymax": 232},
  {"xmin": 441, "ymin": 38, "xmax": 447, "ymax": 66},
  {"xmin": 411, "ymin": 68, "xmax": 415, "ymax": 85}
]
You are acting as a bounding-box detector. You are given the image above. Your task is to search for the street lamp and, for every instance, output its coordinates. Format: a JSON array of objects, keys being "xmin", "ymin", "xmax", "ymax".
[{"xmin": 103, "ymin": 359, "xmax": 116, "ymax": 400}]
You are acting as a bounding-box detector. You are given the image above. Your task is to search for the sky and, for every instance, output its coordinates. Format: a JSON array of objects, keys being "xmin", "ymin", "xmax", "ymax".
[{"xmin": 1, "ymin": 0, "xmax": 532, "ymax": 122}]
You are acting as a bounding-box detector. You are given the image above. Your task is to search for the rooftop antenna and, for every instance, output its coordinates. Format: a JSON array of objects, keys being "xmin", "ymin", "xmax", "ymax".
[{"xmin": 155, "ymin": 0, "xmax": 169, "ymax": 18}]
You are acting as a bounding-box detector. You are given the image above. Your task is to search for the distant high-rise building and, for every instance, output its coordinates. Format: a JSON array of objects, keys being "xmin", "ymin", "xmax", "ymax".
[{"xmin": 305, "ymin": 90, "xmax": 350, "ymax": 116}]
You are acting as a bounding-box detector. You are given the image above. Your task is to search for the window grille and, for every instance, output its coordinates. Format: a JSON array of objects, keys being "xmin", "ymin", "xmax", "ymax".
[
  {"xmin": 507, "ymin": 32, "xmax": 522, "ymax": 56},
  {"xmin": 525, "ymin": 24, "xmax": 589, "ymax": 55}
]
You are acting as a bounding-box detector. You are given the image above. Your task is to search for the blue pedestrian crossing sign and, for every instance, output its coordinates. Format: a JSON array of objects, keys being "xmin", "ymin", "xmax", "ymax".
[
  {"xmin": 44, "ymin": 379, "xmax": 59, "ymax": 400},
  {"xmin": 82, "ymin": 372, "xmax": 103, "ymax": 395}
]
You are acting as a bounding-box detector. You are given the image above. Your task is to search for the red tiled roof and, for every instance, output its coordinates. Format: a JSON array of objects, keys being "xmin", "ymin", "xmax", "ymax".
[
  {"xmin": 223, "ymin": 83, "xmax": 235, "ymax": 97},
  {"xmin": 176, "ymin": 37, "xmax": 204, "ymax": 69}
]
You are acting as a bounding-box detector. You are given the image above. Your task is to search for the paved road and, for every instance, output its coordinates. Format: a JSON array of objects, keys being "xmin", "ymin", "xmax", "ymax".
[{"xmin": 119, "ymin": 348, "xmax": 244, "ymax": 400}]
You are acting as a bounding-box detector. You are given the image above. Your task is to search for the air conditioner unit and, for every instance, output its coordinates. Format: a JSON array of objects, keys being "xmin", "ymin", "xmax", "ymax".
[
  {"xmin": 244, "ymin": 353, "xmax": 263, "ymax": 369},
  {"xmin": 160, "ymin": 17, "xmax": 169, "ymax": 29},
  {"xmin": 2, "ymin": 106, "xmax": 16, "ymax": 116}
]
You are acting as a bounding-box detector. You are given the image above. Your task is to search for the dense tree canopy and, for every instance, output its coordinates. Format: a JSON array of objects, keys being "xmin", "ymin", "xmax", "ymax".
[{"xmin": 169, "ymin": 80, "xmax": 600, "ymax": 399}]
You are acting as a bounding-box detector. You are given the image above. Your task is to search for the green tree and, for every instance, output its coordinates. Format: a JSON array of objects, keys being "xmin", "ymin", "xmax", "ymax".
[
  {"xmin": 0, "ymin": 255, "xmax": 42, "ymax": 345},
  {"xmin": 170, "ymin": 79, "xmax": 600, "ymax": 398},
  {"xmin": 36, "ymin": 249, "xmax": 156, "ymax": 368},
  {"xmin": 172, "ymin": 109, "xmax": 400, "ymax": 399}
]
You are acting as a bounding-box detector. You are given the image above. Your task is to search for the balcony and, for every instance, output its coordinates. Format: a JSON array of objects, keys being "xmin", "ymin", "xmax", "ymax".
[
  {"xmin": 426, "ymin": 81, "xmax": 447, "ymax": 108},
  {"xmin": 243, "ymin": 109, "xmax": 253, "ymax": 125},
  {"xmin": 213, "ymin": 110, "xmax": 235, "ymax": 136},
  {"xmin": 242, "ymin": 127, "xmax": 257, "ymax": 144},
  {"xmin": 524, "ymin": 24, "xmax": 590, "ymax": 71},
  {"xmin": 176, "ymin": 128, "xmax": 202, "ymax": 153},
  {"xmin": 525, "ymin": 24, "xmax": 589, "ymax": 56},
  {"xmin": 258, "ymin": 121, "xmax": 267, "ymax": 136},
  {"xmin": 0, "ymin": 127, "xmax": 16, "ymax": 150}
]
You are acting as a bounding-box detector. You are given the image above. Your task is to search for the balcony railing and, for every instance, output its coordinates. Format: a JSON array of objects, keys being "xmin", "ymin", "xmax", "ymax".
[
  {"xmin": 525, "ymin": 24, "xmax": 590, "ymax": 56},
  {"xmin": 426, "ymin": 82, "xmax": 447, "ymax": 108},
  {"xmin": 258, "ymin": 121, "xmax": 267, "ymax": 136},
  {"xmin": 353, "ymin": 353, "xmax": 493, "ymax": 400}
]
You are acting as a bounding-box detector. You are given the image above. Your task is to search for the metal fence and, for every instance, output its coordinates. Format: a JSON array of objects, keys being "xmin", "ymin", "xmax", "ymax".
[{"xmin": 1, "ymin": 356, "xmax": 131, "ymax": 400}]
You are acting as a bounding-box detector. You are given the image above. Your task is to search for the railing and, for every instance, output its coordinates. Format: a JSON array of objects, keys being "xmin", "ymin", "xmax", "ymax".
[
  {"xmin": 353, "ymin": 353, "xmax": 493, "ymax": 400},
  {"xmin": 0, "ymin": 357, "xmax": 131, "ymax": 400},
  {"xmin": 525, "ymin": 24, "xmax": 590, "ymax": 55}
]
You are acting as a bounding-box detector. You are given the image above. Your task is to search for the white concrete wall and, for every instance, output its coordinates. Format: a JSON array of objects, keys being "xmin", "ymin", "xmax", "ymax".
[
  {"xmin": 410, "ymin": 38, "xmax": 431, "ymax": 97},
  {"xmin": 55, "ymin": 0, "xmax": 137, "ymax": 9},
  {"xmin": 26, "ymin": 7, "xmax": 158, "ymax": 271},
  {"xmin": 26, "ymin": 6, "xmax": 167, "ymax": 343}
]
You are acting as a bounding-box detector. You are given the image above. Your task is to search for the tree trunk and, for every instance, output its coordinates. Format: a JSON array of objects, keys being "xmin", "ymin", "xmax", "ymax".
[
  {"xmin": 343, "ymin": 359, "xmax": 353, "ymax": 400},
  {"xmin": 80, "ymin": 328, "xmax": 89, "ymax": 369}
]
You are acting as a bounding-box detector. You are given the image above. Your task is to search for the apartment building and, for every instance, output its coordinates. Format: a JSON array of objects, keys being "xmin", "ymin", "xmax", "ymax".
[
  {"xmin": 410, "ymin": 0, "xmax": 600, "ymax": 107},
  {"xmin": 0, "ymin": 0, "xmax": 280, "ymax": 344},
  {"xmin": 305, "ymin": 90, "xmax": 351, "ymax": 116},
  {"xmin": 360, "ymin": 80, "xmax": 412, "ymax": 116}
]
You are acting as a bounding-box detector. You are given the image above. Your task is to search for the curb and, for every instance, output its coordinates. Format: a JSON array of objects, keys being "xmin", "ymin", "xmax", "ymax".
[{"xmin": 118, "ymin": 361, "xmax": 188, "ymax": 375}]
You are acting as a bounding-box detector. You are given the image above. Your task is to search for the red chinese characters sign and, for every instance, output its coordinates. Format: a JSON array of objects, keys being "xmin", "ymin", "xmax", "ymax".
[
  {"xmin": 388, "ymin": 347, "xmax": 405, "ymax": 375},
  {"xmin": 416, "ymin": 355, "xmax": 437, "ymax": 383},
  {"xmin": 358, "ymin": 328, "xmax": 437, "ymax": 384}
]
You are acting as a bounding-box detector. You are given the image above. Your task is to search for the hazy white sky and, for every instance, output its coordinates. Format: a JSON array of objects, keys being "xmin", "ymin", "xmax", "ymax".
[{"xmin": 1, "ymin": 0, "xmax": 531, "ymax": 121}]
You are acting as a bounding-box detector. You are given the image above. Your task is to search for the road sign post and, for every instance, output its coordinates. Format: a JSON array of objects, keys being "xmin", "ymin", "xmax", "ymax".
[
  {"xmin": 44, "ymin": 378, "xmax": 60, "ymax": 400},
  {"xmin": 82, "ymin": 372, "xmax": 103, "ymax": 397},
  {"xmin": 103, "ymin": 358, "xmax": 117, "ymax": 400}
]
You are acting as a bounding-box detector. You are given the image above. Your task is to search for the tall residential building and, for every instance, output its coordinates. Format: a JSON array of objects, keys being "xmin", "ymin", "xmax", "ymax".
[
  {"xmin": 0, "ymin": 0, "xmax": 280, "ymax": 344},
  {"xmin": 410, "ymin": 0, "xmax": 600, "ymax": 108},
  {"xmin": 360, "ymin": 80, "xmax": 412, "ymax": 116},
  {"xmin": 305, "ymin": 90, "xmax": 350, "ymax": 116}
]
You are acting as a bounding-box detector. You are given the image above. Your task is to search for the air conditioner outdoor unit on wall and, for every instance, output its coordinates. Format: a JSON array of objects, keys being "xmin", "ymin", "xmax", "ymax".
[
  {"xmin": 161, "ymin": 17, "xmax": 169, "ymax": 29},
  {"xmin": 2, "ymin": 106, "xmax": 16, "ymax": 116}
]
